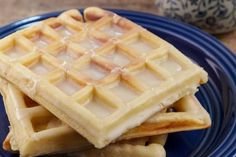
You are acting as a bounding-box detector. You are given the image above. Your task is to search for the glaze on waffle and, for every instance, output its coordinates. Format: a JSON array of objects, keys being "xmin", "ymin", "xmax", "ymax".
[
  {"xmin": 0, "ymin": 7, "xmax": 208, "ymax": 147},
  {"xmin": 0, "ymin": 78, "xmax": 210, "ymax": 157}
]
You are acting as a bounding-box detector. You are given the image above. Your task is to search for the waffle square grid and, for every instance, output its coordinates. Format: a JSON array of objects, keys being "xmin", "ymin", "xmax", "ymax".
[
  {"xmin": 0, "ymin": 7, "xmax": 208, "ymax": 148},
  {"xmin": 0, "ymin": 78, "xmax": 210, "ymax": 156}
]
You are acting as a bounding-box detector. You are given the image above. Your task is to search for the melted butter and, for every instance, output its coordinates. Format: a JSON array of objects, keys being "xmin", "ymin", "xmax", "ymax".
[
  {"xmin": 128, "ymin": 39, "xmax": 155, "ymax": 53},
  {"xmin": 157, "ymin": 58, "xmax": 182, "ymax": 74},
  {"xmin": 80, "ymin": 64, "xmax": 108, "ymax": 80},
  {"xmin": 101, "ymin": 24, "xmax": 125, "ymax": 37},
  {"xmin": 84, "ymin": 97, "xmax": 114, "ymax": 118},
  {"xmin": 55, "ymin": 79, "xmax": 81, "ymax": 95},
  {"xmin": 136, "ymin": 69, "xmax": 161, "ymax": 87},
  {"xmin": 33, "ymin": 37, "xmax": 49, "ymax": 48},
  {"xmin": 57, "ymin": 52, "xmax": 74, "ymax": 62},
  {"xmin": 29, "ymin": 62, "xmax": 52, "ymax": 75},
  {"xmin": 5, "ymin": 47, "xmax": 27, "ymax": 58},
  {"xmin": 77, "ymin": 38, "xmax": 101, "ymax": 51},
  {"xmin": 56, "ymin": 51, "xmax": 79, "ymax": 63},
  {"xmin": 55, "ymin": 26, "xmax": 73, "ymax": 38},
  {"xmin": 110, "ymin": 82, "xmax": 138, "ymax": 102},
  {"xmin": 106, "ymin": 50, "xmax": 130, "ymax": 67}
]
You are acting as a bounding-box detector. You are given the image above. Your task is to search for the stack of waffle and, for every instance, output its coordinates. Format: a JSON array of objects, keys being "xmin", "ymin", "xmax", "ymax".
[{"xmin": 0, "ymin": 7, "xmax": 211, "ymax": 157}]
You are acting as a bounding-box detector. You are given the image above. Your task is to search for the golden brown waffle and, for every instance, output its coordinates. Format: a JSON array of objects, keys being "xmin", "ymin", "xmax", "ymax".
[
  {"xmin": 3, "ymin": 130, "xmax": 17, "ymax": 152},
  {"xmin": 70, "ymin": 134, "xmax": 167, "ymax": 157},
  {"xmin": 0, "ymin": 7, "xmax": 208, "ymax": 148},
  {"xmin": 121, "ymin": 95, "xmax": 211, "ymax": 140},
  {"xmin": 0, "ymin": 78, "xmax": 210, "ymax": 157},
  {"xmin": 0, "ymin": 79, "xmax": 90, "ymax": 156},
  {"xmin": 4, "ymin": 132, "xmax": 167, "ymax": 157}
]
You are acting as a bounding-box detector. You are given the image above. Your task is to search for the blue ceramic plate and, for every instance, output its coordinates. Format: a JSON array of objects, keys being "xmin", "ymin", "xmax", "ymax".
[{"xmin": 0, "ymin": 9, "xmax": 235, "ymax": 157}]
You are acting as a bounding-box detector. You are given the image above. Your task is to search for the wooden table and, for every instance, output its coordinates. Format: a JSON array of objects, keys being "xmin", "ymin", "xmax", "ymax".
[{"xmin": 0, "ymin": 0, "xmax": 235, "ymax": 54}]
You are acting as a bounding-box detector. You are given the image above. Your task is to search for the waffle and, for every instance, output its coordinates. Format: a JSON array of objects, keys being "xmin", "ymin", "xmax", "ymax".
[
  {"xmin": 0, "ymin": 79, "xmax": 90, "ymax": 156},
  {"xmin": 69, "ymin": 134, "xmax": 167, "ymax": 157},
  {"xmin": 4, "ymin": 132, "xmax": 167, "ymax": 157},
  {"xmin": 0, "ymin": 78, "xmax": 210, "ymax": 157},
  {"xmin": 0, "ymin": 7, "xmax": 208, "ymax": 147},
  {"xmin": 120, "ymin": 94, "xmax": 211, "ymax": 140}
]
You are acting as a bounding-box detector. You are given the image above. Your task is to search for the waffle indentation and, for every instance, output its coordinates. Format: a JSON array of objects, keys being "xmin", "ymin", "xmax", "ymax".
[
  {"xmin": 100, "ymin": 24, "xmax": 125, "ymax": 37},
  {"xmin": 106, "ymin": 50, "xmax": 131, "ymax": 67},
  {"xmin": 156, "ymin": 58, "xmax": 182, "ymax": 74},
  {"xmin": 54, "ymin": 25, "xmax": 74, "ymax": 38},
  {"xmin": 79, "ymin": 63, "xmax": 109, "ymax": 81},
  {"xmin": 26, "ymin": 56, "xmax": 54, "ymax": 75},
  {"xmin": 84, "ymin": 94, "xmax": 115, "ymax": 118},
  {"xmin": 4, "ymin": 46, "xmax": 28, "ymax": 59},
  {"xmin": 135, "ymin": 68, "xmax": 162, "ymax": 87},
  {"xmin": 54, "ymin": 75, "xmax": 83, "ymax": 96},
  {"xmin": 23, "ymin": 95, "xmax": 40, "ymax": 108},
  {"xmin": 109, "ymin": 81, "xmax": 140, "ymax": 103},
  {"xmin": 75, "ymin": 37, "xmax": 103, "ymax": 52},
  {"xmin": 31, "ymin": 115, "xmax": 61, "ymax": 132},
  {"xmin": 28, "ymin": 32, "xmax": 52, "ymax": 48},
  {"xmin": 1, "ymin": 38, "xmax": 30, "ymax": 59}
]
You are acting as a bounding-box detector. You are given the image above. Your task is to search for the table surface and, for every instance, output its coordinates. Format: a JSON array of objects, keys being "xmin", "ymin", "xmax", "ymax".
[{"xmin": 0, "ymin": 0, "xmax": 235, "ymax": 54}]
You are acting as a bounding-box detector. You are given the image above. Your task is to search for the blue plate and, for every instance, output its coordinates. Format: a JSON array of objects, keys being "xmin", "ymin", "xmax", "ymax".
[{"xmin": 0, "ymin": 9, "xmax": 235, "ymax": 157}]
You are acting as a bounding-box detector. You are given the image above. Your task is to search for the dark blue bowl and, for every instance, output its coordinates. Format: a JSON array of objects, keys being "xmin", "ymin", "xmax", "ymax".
[{"xmin": 0, "ymin": 9, "xmax": 235, "ymax": 157}]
